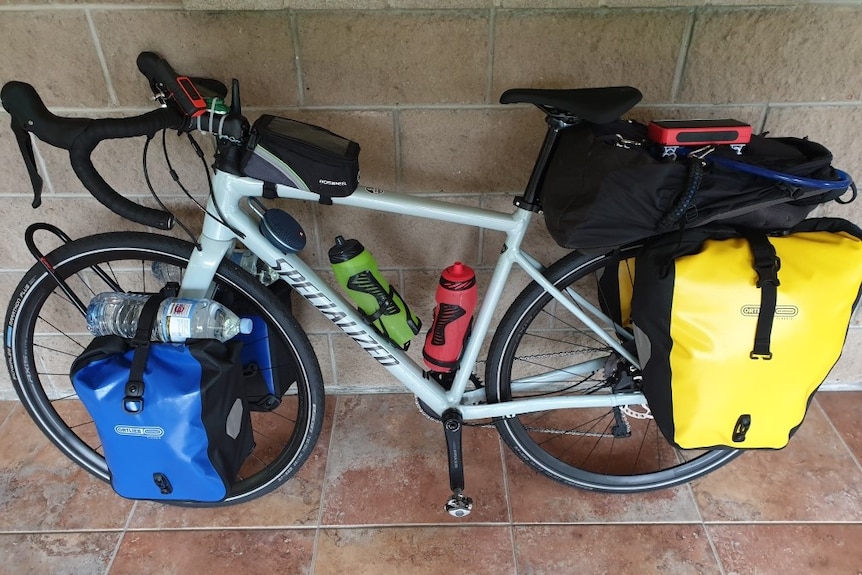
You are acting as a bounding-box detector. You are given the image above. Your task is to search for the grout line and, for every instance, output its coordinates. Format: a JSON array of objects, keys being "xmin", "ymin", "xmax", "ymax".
[
  {"xmin": 499, "ymin": 437, "xmax": 513, "ymax": 525},
  {"xmin": 485, "ymin": 8, "xmax": 497, "ymax": 106},
  {"xmin": 0, "ymin": 403, "xmax": 19, "ymax": 429},
  {"xmin": 326, "ymin": 333, "xmax": 338, "ymax": 388},
  {"xmin": 761, "ymin": 104, "xmax": 773, "ymax": 134},
  {"xmin": 290, "ymin": 10, "xmax": 305, "ymax": 107},
  {"xmin": 703, "ymin": 525, "xmax": 728, "ymax": 575},
  {"xmin": 477, "ymin": 195, "xmax": 487, "ymax": 266},
  {"xmin": 691, "ymin": 479, "xmax": 729, "ymax": 575},
  {"xmin": 29, "ymin": 100, "xmax": 862, "ymax": 116},
  {"xmin": 309, "ymin": 394, "xmax": 341, "ymax": 575},
  {"xmin": 499, "ymin": 437, "xmax": 519, "ymax": 574},
  {"xmin": 670, "ymin": 8, "xmax": 697, "ymax": 103},
  {"xmin": 85, "ymin": 8, "xmax": 119, "ymax": 107},
  {"xmin": 393, "ymin": 107, "xmax": 403, "ymax": 193},
  {"xmin": 815, "ymin": 397, "xmax": 862, "ymax": 476},
  {"xmin": 756, "ymin": 103, "xmax": 769, "ymax": 134},
  {"xmin": 309, "ymin": 201, "xmax": 324, "ymax": 268},
  {"xmin": 103, "ymin": 501, "xmax": 138, "ymax": 575},
  {"xmin": 0, "ymin": 3, "xmax": 183, "ymax": 11}
]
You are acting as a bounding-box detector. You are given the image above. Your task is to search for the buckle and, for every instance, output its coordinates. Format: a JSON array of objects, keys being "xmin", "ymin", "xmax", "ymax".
[
  {"xmin": 123, "ymin": 379, "xmax": 145, "ymax": 414},
  {"xmin": 754, "ymin": 256, "xmax": 781, "ymax": 288}
]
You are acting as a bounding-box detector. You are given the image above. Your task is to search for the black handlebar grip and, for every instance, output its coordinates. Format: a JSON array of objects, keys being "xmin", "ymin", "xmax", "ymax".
[
  {"xmin": 1, "ymin": 81, "xmax": 90, "ymax": 149},
  {"xmin": 136, "ymin": 51, "xmax": 205, "ymax": 117},
  {"xmin": 68, "ymin": 108, "xmax": 183, "ymax": 230}
]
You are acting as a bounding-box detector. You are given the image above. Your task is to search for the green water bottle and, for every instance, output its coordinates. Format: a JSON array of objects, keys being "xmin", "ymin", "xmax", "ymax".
[{"xmin": 328, "ymin": 236, "xmax": 421, "ymax": 349}]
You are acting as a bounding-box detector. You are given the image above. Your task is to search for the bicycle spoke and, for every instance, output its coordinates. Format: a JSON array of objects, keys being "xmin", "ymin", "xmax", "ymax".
[
  {"xmin": 8, "ymin": 234, "xmax": 324, "ymax": 506},
  {"xmin": 488, "ymin": 249, "xmax": 740, "ymax": 492}
]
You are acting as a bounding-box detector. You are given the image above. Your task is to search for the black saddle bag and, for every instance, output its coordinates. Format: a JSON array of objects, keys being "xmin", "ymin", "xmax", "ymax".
[{"xmin": 541, "ymin": 120, "xmax": 854, "ymax": 253}]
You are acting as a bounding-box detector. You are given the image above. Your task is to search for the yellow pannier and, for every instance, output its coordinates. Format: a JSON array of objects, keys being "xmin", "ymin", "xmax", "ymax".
[{"xmin": 631, "ymin": 218, "xmax": 862, "ymax": 449}]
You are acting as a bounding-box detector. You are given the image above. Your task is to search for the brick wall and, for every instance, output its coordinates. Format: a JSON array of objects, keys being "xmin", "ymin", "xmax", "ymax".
[{"xmin": 1, "ymin": 1, "xmax": 861, "ymax": 397}]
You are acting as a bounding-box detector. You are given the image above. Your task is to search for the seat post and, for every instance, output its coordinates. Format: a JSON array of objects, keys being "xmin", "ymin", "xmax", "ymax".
[{"xmin": 515, "ymin": 114, "xmax": 578, "ymax": 213}]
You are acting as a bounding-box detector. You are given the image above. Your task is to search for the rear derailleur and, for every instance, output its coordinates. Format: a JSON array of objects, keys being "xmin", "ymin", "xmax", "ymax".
[{"xmin": 603, "ymin": 350, "xmax": 645, "ymax": 438}]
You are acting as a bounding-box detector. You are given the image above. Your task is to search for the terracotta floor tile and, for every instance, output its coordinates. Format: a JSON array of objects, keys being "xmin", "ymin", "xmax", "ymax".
[
  {"xmin": 0, "ymin": 405, "xmax": 133, "ymax": 531},
  {"xmin": 128, "ymin": 397, "xmax": 336, "ymax": 529},
  {"xmin": 504, "ymin": 450, "xmax": 702, "ymax": 523},
  {"xmin": 708, "ymin": 524, "xmax": 862, "ymax": 575},
  {"xmin": 320, "ymin": 394, "xmax": 508, "ymax": 525},
  {"xmin": 314, "ymin": 526, "xmax": 515, "ymax": 575},
  {"xmin": 0, "ymin": 532, "xmax": 120, "ymax": 575},
  {"xmin": 692, "ymin": 404, "xmax": 862, "ymax": 521},
  {"xmin": 514, "ymin": 524, "xmax": 721, "ymax": 575},
  {"xmin": 109, "ymin": 529, "xmax": 315, "ymax": 575},
  {"xmin": 817, "ymin": 391, "xmax": 862, "ymax": 461}
]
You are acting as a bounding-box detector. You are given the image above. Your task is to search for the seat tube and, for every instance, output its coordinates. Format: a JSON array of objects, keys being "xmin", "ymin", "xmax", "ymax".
[{"xmin": 516, "ymin": 116, "xmax": 575, "ymax": 212}]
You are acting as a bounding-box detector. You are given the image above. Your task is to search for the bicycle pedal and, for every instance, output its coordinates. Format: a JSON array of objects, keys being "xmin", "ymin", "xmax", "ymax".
[{"xmin": 445, "ymin": 492, "xmax": 473, "ymax": 518}]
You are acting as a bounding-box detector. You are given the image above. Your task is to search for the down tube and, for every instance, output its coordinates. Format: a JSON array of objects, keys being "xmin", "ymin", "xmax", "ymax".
[{"xmin": 269, "ymin": 250, "xmax": 454, "ymax": 414}]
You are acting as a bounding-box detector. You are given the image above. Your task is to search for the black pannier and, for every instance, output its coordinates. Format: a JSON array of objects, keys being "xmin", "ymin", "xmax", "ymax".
[
  {"xmin": 541, "ymin": 119, "xmax": 854, "ymax": 253},
  {"xmin": 242, "ymin": 115, "xmax": 360, "ymax": 204}
]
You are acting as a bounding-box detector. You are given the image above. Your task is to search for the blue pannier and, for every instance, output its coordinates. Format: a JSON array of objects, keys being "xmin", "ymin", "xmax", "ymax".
[{"xmin": 70, "ymin": 297, "xmax": 254, "ymax": 502}]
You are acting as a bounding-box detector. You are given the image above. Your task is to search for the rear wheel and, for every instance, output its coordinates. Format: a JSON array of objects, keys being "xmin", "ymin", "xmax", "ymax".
[
  {"xmin": 485, "ymin": 248, "xmax": 740, "ymax": 492},
  {"xmin": 4, "ymin": 232, "xmax": 324, "ymax": 506}
]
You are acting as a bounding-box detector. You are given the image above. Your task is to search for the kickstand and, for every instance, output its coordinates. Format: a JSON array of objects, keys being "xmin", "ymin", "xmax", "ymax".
[{"xmin": 442, "ymin": 409, "xmax": 473, "ymax": 518}]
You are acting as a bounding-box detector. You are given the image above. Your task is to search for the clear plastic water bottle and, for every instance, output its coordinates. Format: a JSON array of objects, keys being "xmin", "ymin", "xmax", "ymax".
[
  {"xmin": 150, "ymin": 261, "xmax": 183, "ymax": 284},
  {"xmin": 86, "ymin": 293, "xmax": 253, "ymax": 343},
  {"xmin": 230, "ymin": 249, "xmax": 279, "ymax": 286}
]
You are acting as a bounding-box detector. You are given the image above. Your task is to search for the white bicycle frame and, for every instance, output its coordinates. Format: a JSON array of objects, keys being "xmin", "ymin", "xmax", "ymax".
[{"xmin": 178, "ymin": 170, "xmax": 646, "ymax": 421}]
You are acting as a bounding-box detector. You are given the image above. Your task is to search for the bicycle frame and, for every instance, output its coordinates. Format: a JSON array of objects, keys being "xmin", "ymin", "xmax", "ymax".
[{"xmin": 179, "ymin": 170, "xmax": 646, "ymax": 421}]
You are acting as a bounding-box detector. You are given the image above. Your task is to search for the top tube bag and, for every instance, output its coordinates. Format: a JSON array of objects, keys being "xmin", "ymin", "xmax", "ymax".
[
  {"xmin": 241, "ymin": 115, "xmax": 360, "ymax": 204},
  {"xmin": 541, "ymin": 119, "xmax": 855, "ymax": 253}
]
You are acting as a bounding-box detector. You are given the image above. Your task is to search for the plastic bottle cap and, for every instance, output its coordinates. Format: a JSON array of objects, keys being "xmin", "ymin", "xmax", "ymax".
[
  {"xmin": 443, "ymin": 261, "xmax": 474, "ymax": 282},
  {"xmin": 239, "ymin": 318, "xmax": 254, "ymax": 334}
]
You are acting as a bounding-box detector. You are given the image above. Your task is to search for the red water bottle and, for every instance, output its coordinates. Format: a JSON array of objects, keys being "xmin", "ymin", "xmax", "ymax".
[{"xmin": 423, "ymin": 262, "xmax": 478, "ymax": 372}]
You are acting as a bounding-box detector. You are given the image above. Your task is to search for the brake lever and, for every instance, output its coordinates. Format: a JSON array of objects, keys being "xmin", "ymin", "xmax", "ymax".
[{"xmin": 10, "ymin": 119, "xmax": 44, "ymax": 207}]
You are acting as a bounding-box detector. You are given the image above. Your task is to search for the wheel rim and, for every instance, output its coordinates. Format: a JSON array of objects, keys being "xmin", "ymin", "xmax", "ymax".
[
  {"xmin": 488, "ymin": 251, "xmax": 738, "ymax": 491},
  {"xmin": 8, "ymin": 238, "xmax": 320, "ymax": 504}
]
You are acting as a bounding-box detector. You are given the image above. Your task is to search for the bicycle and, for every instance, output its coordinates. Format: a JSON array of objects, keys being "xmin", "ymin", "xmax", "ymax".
[{"xmin": 2, "ymin": 52, "xmax": 742, "ymax": 515}]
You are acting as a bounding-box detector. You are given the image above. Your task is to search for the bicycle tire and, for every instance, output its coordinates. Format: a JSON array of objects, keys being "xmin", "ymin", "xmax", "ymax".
[
  {"xmin": 485, "ymin": 248, "xmax": 741, "ymax": 492},
  {"xmin": 5, "ymin": 232, "xmax": 325, "ymax": 506}
]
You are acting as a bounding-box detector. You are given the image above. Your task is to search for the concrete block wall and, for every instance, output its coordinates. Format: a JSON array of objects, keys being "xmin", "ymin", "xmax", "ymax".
[{"xmin": 1, "ymin": 1, "xmax": 861, "ymax": 397}]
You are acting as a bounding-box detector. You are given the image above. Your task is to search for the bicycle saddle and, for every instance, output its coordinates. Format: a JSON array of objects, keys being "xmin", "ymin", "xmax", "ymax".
[{"xmin": 500, "ymin": 86, "xmax": 642, "ymax": 124}]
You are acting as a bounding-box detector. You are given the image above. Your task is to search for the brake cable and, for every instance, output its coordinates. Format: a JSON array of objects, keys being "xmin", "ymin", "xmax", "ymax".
[{"xmin": 142, "ymin": 132, "xmax": 200, "ymax": 249}]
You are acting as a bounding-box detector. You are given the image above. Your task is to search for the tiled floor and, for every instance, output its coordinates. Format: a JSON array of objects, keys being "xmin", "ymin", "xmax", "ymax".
[{"xmin": 2, "ymin": 392, "xmax": 862, "ymax": 575}]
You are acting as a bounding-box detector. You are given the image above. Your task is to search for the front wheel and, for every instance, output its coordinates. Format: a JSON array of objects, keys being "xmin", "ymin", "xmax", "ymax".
[
  {"xmin": 485, "ymin": 248, "xmax": 740, "ymax": 492},
  {"xmin": 5, "ymin": 232, "xmax": 325, "ymax": 506}
]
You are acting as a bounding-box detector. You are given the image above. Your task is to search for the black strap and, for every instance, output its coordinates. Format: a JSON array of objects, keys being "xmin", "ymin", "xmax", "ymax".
[
  {"xmin": 10, "ymin": 119, "xmax": 44, "ymax": 208},
  {"xmin": 124, "ymin": 294, "xmax": 167, "ymax": 413},
  {"xmin": 656, "ymin": 159, "xmax": 704, "ymax": 233},
  {"xmin": 746, "ymin": 234, "xmax": 780, "ymax": 360},
  {"xmin": 262, "ymin": 181, "xmax": 277, "ymax": 199}
]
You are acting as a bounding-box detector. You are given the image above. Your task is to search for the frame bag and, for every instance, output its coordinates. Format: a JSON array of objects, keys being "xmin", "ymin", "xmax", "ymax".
[
  {"xmin": 70, "ymin": 295, "xmax": 254, "ymax": 502},
  {"xmin": 630, "ymin": 218, "xmax": 862, "ymax": 449},
  {"xmin": 242, "ymin": 114, "xmax": 360, "ymax": 204},
  {"xmin": 541, "ymin": 120, "xmax": 855, "ymax": 253}
]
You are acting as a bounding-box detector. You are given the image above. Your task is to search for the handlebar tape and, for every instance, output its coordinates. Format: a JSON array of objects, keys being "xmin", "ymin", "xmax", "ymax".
[
  {"xmin": 1, "ymin": 81, "xmax": 184, "ymax": 230},
  {"xmin": 69, "ymin": 110, "xmax": 184, "ymax": 230},
  {"xmin": 136, "ymin": 51, "xmax": 206, "ymax": 117},
  {"xmin": 1, "ymin": 81, "xmax": 89, "ymax": 148}
]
